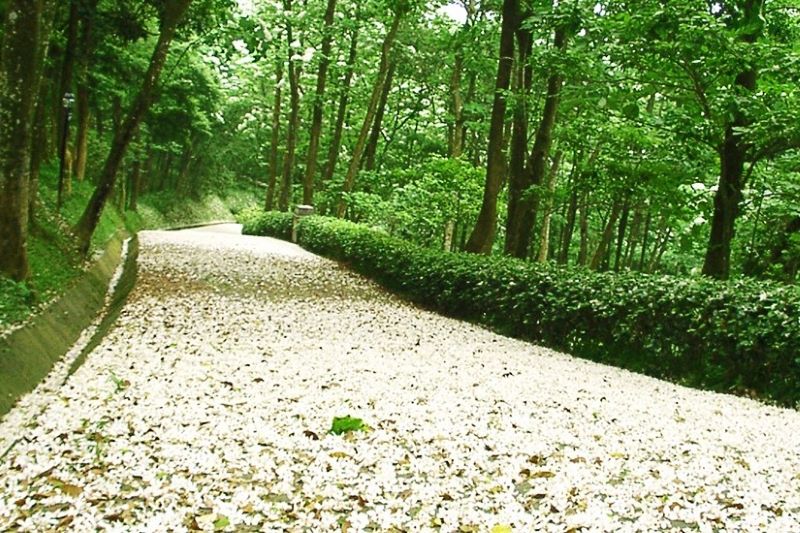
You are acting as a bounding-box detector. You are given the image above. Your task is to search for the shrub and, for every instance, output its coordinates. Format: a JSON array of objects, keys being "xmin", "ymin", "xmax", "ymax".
[
  {"xmin": 247, "ymin": 214, "xmax": 800, "ymax": 407},
  {"xmin": 237, "ymin": 208, "xmax": 294, "ymax": 241}
]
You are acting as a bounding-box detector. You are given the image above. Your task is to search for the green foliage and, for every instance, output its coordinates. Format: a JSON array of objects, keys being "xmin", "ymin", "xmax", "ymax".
[
  {"xmin": 244, "ymin": 216, "xmax": 800, "ymax": 406},
  {"xmin": 0, "ymin": 278, "xmax": 36, "ymax": 326},
  {"xmin": 329, "ymin": 415, "xmax": 366, "ymax": 435},
  {"xmin": 237, "ymin": 209, "xmax": 293, "ymax": 241},
  {"xmin": 0, "ymin": 163, "xmax": 259, "ymax": 332}
]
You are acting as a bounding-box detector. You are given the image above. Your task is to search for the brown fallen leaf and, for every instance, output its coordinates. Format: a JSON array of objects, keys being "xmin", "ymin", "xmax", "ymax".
[
  {"xmin": 61, "ymin": 484, "xmax": 83, "ymax": 497},
  {"xmin": 329, "ymin": 451, "xmax": 351, "ymax": 460}
]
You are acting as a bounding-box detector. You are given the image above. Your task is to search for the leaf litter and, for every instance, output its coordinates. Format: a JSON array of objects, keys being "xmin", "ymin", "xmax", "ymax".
[{"xmin": 0, "ymin": 225, "xmax": 799, "ymax": 531}]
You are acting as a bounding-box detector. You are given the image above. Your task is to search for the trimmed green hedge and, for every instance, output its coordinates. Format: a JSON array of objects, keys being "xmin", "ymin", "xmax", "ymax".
[
  {"xmin": 238, "ymin": 208, "xmax": 293, "ymax": 241},
  {"xmin": 243, "ymin": 210, "xmax": 800, "ymax": 406}
]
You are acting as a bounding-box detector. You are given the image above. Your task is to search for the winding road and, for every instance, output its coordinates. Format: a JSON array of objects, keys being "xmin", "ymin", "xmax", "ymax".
[{"xmin": 1, "ymin": 224, "xmax": 799, "ymax": 532}]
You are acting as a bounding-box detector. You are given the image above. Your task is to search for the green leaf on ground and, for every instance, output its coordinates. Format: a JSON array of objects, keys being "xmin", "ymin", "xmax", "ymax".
[{"xmin": 329, "ymin": 415, "xmax": 366, "ymax": 435}]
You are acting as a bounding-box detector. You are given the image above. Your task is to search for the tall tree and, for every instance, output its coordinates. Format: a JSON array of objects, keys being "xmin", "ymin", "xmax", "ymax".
[
  {"xmin": 337, "ymin": 5, "xmax": 405, "ymax": 217},
  {"xmin": 74, "ymin": 0, "xmax": 100, "ymax": 183},
  {"xmin": 363, "ymin": 58, "xmax": 396, "ymax": 171},
  {"xmin": 278, "ymin": 0, "xmax": 302, "ymax": 212},
  {"xmin": 465, "ymin": 0, "xmax": 518, "ymax": 253},
  {"xmin": 301, "ymin": 0, "xmax": 337, "ymax": 205},
  {"xmin": 701, "ymin": 0, "xmax": 765, "ymax": 279},
  {"xmin": 536, "ymin": 149, "xmax": 563, "ymax": 262},
  {"xmin": 504, "ymin": 18, "xmax": 532, "ymax": 256},
  {"xmin": 58, "ymin": 0, "xmax": 81, "ymax": 195},
  {"xmin": 0, "ymin": 0, "xmax": 45, "ymax": 280},
  {"xmin": 506, "ymin": 23, "xmax": 568, "ymax": 258},
  {"xmin": 28, "ymin": 0, "xmax": 57, "ymax": 223},
  {"xmin": 322, "ymin": 20, "xmax": 359, "ymax": 185},
  {"xmin": 265, "ymin": 59, "xmax": 283, "ymax": 210},
  {"xmin": 73, "ymin": 0, "xmax": 194, "ymax": 254}
]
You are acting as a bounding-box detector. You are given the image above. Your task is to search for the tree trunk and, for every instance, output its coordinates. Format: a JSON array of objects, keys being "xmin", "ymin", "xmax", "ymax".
[
  {"xmin": 449, "ymin": 52, "xmax": 465, "ymax": 158},
  {"xmin": 613, "ymin": 196, "xmax": 630, "ymax": 271},
  {"xmin": 74, "ymin": 0, "xmax": 193, "ymax": 254},
  {"xmin": 301, "ymin": 0, "xmax": 337, "ymax": 205},
  {"xmin": 279, "ymin": 0, "xmax": 302, "ymax": 212},
  {"xmin": 74, "ymin": 86, "xmax": 90, "ymax": 181},
  {"xmin": 337, "ymin": 10, "xmax": 403, "ymax": 218},
  {"xmin": 577, "ymin": 190, "xmax": 590, "ymax": 266},
  {"xmin": 265, "ymin": 59, "xmax": 283, "ymax": 210},
  {"xmin": 701, "ymin": 0, "xmax": 763, "ymax": 279},
  {"xmin": 623, "ymin": 206, "xmax": 643, "ymax": 269},
  {"xmin": 558, "ymin": 188, "xmax": 578, "ymax": 264},
  {"xmin": 27, "ymin": 0, "xmax": 56, "ymax": 224},
  {"xmin": 177, "ymin": 142, "xmax": 193, "ymax": 196},
  {"xmin": 116, "ymin": 160, "xmax": 126, "ymax": 211},
  {"xmin": 536, "ymin": 150, "xmax": 563, "ymax": 263},
  {"xmin": 29, "ymin": 82, "xmax": 49, "ymax": 223},
  {"xmin": 57, "ymin": 0, "xmax": 80, "ymax": 196},
  {"xmin": 465, "ymin": 0, "xmax": 518, "ymax": 253},
  {"xmin": 639, "ymin": 211, "xmax": 652, "ymax": 271},
  {"xmin": 506, "ymin": 25, "xmax": 568, "ymax": 259},
  {"xmin": 0, "ymin": 0, "xmax": 44, "ymax": 280},
  {"xmin": 647, "ymin": 222, "xmax": 672, "ymax": 273},
  {"xmin": 503, "ymin": 25, "xmax": 532, "ymax": 256},
  {"xmin": 589, "ymin": 198, "xmax": 623, "ymax": 271},
  {"xmin": 322, "ymin": 23, "xmax": 359, "ymax": 186},
  {"xmin": 73, "ymin": 0, "xmax": 98, "ymax": 183},
  {"xmin": 129, "ymin": 158, "xmax": 141, "ymax": 211},
  {"xmin": 363, "ymin": 58, "xmax": 396, "ymax": 172}
]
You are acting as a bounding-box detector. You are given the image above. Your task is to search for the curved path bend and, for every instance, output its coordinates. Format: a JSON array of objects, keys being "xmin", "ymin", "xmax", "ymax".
[{"xmin": 1, "ymin": 225, "xmax": 800, "ymax": 532}]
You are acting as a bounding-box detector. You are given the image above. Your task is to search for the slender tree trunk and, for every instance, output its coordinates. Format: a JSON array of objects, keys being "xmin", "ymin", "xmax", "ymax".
[
  {"xmin": 74, "ymin": 0, "xmax": 98, "ymax": 183},
  {"xmin": 57, "ymin": 0, "xmax": 80, "ymax": 196},
  {"xmin": 75, "ymin": 86, "xmax": 90, "ymax": 181},
  {"xmin": 337, "ymin": 10, "xmax": 403, "ymax": 217},
  {"xmin": 647, "ymin": 222, "xmax": 671, "ymax": 273},
  {"xmin": 29, "ymin": 83, "xmax": 49, "ymax": 223},
  {"xmin": 590, "ymin": 198, "xmax": 623, "ymax": 270},
  {"xmin": 623, "ymin": 206, "xmax": 643, "ymax": 269},
  {"xmin": 613, "ymin": 196, "xmax": 630, "ymax": 271},
  {"xmin": 701, "ymin": 0, "xmax": 763, "ymax": 279},
  {"xmin": 465, "ymin": 0, "xmax": 518, "ymax": 253},
  {"xmin": 322, "ymin": 23, "xmax": 359, "ymax": 186},
  {"xmin": 28, "ymin": 0, "xmax": 56, "ymax": 224},
  {"xmin": 177, "ymin": 142, "xmax": 193, "ymax": 196},
  {"xmin": 279, "ymin": 0, "xmax": 302, "ymax": 212},
  {"xmin": 302, "ymin": 0, "xmax": 337, "ymax": 205},
  {"xmin": 639, "ymin": 211, "xmax": 652, "ymax": 271},
  {"xmin": 507, "ymin": 25, "xmax": 568, "ymax": 259},
  {"xmin": 265, "ymin": 59, "xmax": 283, "ymax": 210},
  {"xmin": 504, "ymin": 25, "xmax": 532, "ymax": 256},
  {"xmin": 536, "ymin": 150, "xmax": 563, "ymax": 263},
  {"xmin": 116, "ymin": 160, "xmax": 126, "ymax": 211},
  {"xmin": 0, "ymin": 0, "xmax": 44, "ymax": 280},
  {"xmin": 129, "ymin": 158, "xmax": 141, "ymax": 211},
  {"xmin": 577, "ymin": 190, "xmax": 590, "ymax": 266},
  {"xmin": 449, "ymin": 52, "xmax": 465, "ymax": 158},
  {"xmin": 74, "ymin": 0, "xmax": 193, "ymax": 254},
  {"xmin": 363, "ymin": 59, "xmax": 396, "ymax": 172},
  {"xmin": 558, "ymin": 188, "xmax": 578, "ymax": 264}
]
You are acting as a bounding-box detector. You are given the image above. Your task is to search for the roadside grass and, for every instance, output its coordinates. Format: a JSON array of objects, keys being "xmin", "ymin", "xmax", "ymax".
[{"xmin": 0, "ymin": 163, "xmax": 261, "ymax": 332}]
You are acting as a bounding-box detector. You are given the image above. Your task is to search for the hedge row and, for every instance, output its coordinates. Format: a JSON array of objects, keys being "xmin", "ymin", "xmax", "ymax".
[
  {"xmin": 238, "ymin": 207, "xmax": 293, "ymax": 241},
  {"xmin": 242, "ymin": 210, "xmax": 800, "ymax": 406}
]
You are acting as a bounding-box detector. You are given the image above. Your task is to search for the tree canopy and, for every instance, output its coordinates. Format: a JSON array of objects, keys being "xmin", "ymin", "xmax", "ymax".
[{"xmin": 2, "ymin": 0, "xmax": 800, "ymax": 284}]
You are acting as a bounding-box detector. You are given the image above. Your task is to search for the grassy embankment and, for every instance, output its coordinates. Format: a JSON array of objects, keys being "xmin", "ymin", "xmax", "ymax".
[{"xmin": 0, "ymin": 162, "xmax": 260, "ymax": 331}]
